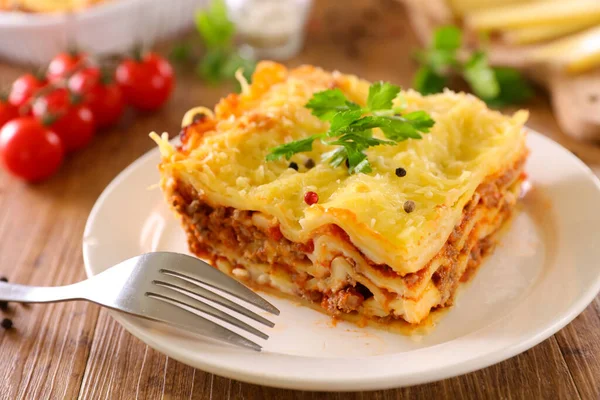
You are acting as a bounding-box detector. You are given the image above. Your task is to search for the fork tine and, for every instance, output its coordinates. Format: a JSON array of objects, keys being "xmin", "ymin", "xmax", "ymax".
[
  {"xmin": 136, "ymin": 297, "xmax": 262, "ymax": 351},
  {"xmin": 147, "ymin": 285, "xmax": 269, "ymax": 340},
  {"xmin": 154, "ymin": 273, "xmax": 275, "ymax": 328},
  {"xmin": 160, "ymin": 253, "xmax": 280, "ymax": 315}
]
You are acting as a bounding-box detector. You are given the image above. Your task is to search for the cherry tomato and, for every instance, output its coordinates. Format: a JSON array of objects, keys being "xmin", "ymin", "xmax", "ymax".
[
  {"xmin": 69, "ymin": 68, "xmax": 125, "ymax": 129},
  {"xmin": 68, "ymin": 67, "xmax": 99, "ymax": 94},
  {"xmin": 8, "ymin": 74, "xmax": 47, "ymax": 108},
  {"xmin": 32, "ymin": 88, "xmax": 96, "ymax": 152},
  {"xmin": 0, "ymin": 117, "xmax": 64, "ymax": 182},
  {"xmin": 47, "ymin": 52, "xmax": 86, "ymax": 82},
  {"xmin": 0, "ymin": 99, "xmax": 19, "ymax": 129},
  {"xmin": 115, "ymin": 52, "xmax": 174, "ymax": 111},
  {"xmin": 32, "ymin": 88, "xmax": 70, "ymax": 117}
]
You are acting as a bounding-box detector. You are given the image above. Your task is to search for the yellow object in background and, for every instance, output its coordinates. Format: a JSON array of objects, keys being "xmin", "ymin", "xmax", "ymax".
[
  {"xmin": 531, "ymin": 27, "xmax": 600, "ymax": 74},
  {"xmin": 453, "ymin": 0, "xmax": 600, "ymax": 73},
  {"xmin": 0, "ymin": 0, "xmax": 110, "ymax": 12},
  {"xmin": 503, "ymin": 17, "xmax": 600, "ymax": 45},
  {"xmin": 447, "ymin": 0, "xmax": 534, "ymax": 17},
  {"xmin": 465, "ymin": 0, "xmax": 600, "ymax": 30}
]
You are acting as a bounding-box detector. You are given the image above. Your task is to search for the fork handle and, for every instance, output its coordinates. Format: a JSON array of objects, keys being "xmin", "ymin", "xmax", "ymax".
[{"xmin": 0, "ymin": 282, "xmax": 85, "ymax": 303}]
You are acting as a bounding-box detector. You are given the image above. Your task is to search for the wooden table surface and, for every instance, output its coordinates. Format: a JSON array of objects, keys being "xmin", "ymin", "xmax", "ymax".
[{"xmin": 1, "ymin": 1, "xmax": 599, "ymax": 399}]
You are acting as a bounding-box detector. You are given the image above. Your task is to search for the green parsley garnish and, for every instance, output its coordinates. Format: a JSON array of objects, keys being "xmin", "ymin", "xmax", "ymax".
[
  {"xmin": 414, "ymin": 26, "xmax": 533, "ymax": 106},
  {"xmin": 196, "ymin": 0, "xmax": 255, "ymax": 85},
  {"xmin": 266, "ymin": 83, "xmax": 435, "ymax": 174},
  {"xmin": 171, "ymin": 0, "xmax": 255, "ymax": 87}
]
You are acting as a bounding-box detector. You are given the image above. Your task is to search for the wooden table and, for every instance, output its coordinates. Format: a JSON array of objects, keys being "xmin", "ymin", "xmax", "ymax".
[{"xmin": 0, "ymin": 1, "xmax": 599, "ymax": 399}]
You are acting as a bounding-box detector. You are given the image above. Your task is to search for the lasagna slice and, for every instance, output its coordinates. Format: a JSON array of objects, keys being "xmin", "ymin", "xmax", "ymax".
[{"xmin": 152, "ymin": 61, "xmax": 529, "ymax": 326}]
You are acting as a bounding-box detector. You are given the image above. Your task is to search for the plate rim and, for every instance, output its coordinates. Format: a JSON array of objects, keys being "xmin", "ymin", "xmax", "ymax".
[{"xmin": 83, "ymin": 130, "xmax": 600, "ymax": 391}]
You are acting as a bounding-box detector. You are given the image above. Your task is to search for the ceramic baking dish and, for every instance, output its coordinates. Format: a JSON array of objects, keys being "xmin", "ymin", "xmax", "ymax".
[{"xmin": 0, "ymin": 0, "xmax": 207, "ymax": 65}]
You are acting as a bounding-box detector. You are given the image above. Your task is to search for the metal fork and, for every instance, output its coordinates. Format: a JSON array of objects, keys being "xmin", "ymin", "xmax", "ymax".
[{"xmin": 0, "ymin": 252, "xmax": 279, "ymax": 351}]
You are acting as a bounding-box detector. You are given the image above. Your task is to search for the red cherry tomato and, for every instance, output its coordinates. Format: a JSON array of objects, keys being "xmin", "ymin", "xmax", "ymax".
[
  {"xmin": 47, "ymin": 52, "xmax": 86, "ymax": 82},
  {"xmin": 0, "ymin": 117, "xmax": 64, "ymax": 182},
  {"xmin": 8, "ymin": 74, "xmax": 47, "ymax": 108},
  {"xmin": 85, "ymin": 83, "xmax": 124, "ymax": 129},
  {"xmin": 68, "ymin": 67, "xmax": 100, "ymax": 94},
  {"xmin": 69, "ymin": 68, "xmax": 125, "ymax": 129},
  {"xmin": 32, "ymin": 88, "xmax": 70, "ymax": 117},
  {"xmin": 115, "ymin": 52, "xmax": 174, "ymax": 111},
  {"xmin": 0, "ymin": 99, "xmax": 19, "ymax": 129},
  {"xmin": 32, "ymin": 88, "xmax": 96, "ymax": 152}
]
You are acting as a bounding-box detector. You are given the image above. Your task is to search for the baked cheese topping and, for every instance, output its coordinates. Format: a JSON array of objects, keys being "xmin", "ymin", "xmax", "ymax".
[{"xmin": 152, "ymin": 61, "xmax": 528, "ymax": 275}]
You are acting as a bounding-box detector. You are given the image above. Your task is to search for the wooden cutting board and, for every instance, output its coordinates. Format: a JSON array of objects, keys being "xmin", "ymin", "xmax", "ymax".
[{"xmin": 401, "ymin": 0, "xmax": 600, "ymax": 141}]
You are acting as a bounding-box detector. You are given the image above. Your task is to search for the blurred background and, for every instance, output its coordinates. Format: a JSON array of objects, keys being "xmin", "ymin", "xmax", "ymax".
[{"xmin": 0, "ymin": 0, "xmax": 599, "ymax": 183}]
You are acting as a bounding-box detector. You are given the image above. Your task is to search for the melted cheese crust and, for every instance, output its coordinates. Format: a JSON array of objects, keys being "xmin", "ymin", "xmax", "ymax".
[{"xmin": 154, "ymin": 61, "xmax": 528, "ymax": 275}]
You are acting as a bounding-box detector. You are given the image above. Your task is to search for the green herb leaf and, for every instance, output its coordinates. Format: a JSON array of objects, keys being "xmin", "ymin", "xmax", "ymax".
[
  {"xmin": 433, "ymin": 26, "xmax": 462, "ymax": 51},
  {"xmin": 322, "ymin": 147, "xmax": 347, "ymax": 168},
  {"xmin": 413, "ymin": 66, "xmax": 447, "ymax": 95},
  {"xmin": 197, "ymin": 48, "xmax": 229, "ymax": 84},
  {"xmin": 196, "ymin": 48, "xmax": 256, "ymax": 90},
  {"xmin": 413, "ymin": 25, "xmax": 533, "ymax": 107},
  {"xmin": 195, "ymin": 0, "xmax": 235, "ymax": 50},
  {"xmin": 367, "ymin": 82, "xmax": 401, "ymax": 111},
  {"xmin": 347, "ymin": 147, "xmax": 371, "ymax": 174},
  {"xmin": 328, "ymin": 109, "xmax": 364, "ymax": 134},
  {"xmin": 402, "ymin": 111, "xmax": 436, "ymax": 131},
  {"xmin": 305, "ymin": 89, "xmax": 360, "ymax": 120},
  {"xmin": 414, "ymin": 26, "xmax": 462, "ymax": 76},
  {"xmin": 266, "ymin": 135, "xmax": 322, "ymax": 161},
  {"xmin": 221, "ymin": 53, "xmax": 256, "ymax": 92},
  {"xmin": 267, "ymin": 83, "xmax": 435, "ymax": 174},
  {"xmin": 329, "ymin": 132, "xmax": 395, "ymax": 149},
  {"xmin": 485, "ymin": 67, "xmax": 534, "ymax": 107},
  {"xmin": 463, "ymin": 51, "xmax": 499, "ymax": 99}
]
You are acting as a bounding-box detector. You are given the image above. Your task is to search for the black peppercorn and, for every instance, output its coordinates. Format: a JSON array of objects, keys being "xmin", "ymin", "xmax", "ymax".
[
  {"xmin": 289, "ymin": 162, "xmax": 299, "ymax": 171},
  {"xmin": 0, "ymin": 277, "xmax": 7, "ymax": 283},
  {"xmin": 403, "ymin": 200, "xmax": 416, "ymax": 213},
  {"xmin": 305, "ymin": 158, "xmax": 315, "ymax": 169},
  {"xmin": 1, "ymin": 318, "xmax": 13, "ymax": 329},
  {"xmin": 395, "ymin": 167, "xmax": 407, "ymax": 177}
]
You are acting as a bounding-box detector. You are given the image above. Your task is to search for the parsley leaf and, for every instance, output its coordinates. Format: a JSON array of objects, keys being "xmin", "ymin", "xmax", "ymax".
[
  {"xmin": 413, "ymin": 66, "xmax": 447, "ymax": 95},
  {"xmin": 413, "ymin": 25, "xmax": 534, "ymax": 107},
  {"xmin": 433, "ymin": 26, "xmax": 462, "ymax": 51},
  {"xmin": 322, "ymin": 147, "xmax": 348, "ymax": 168},
  {"xmin": 267, "ymin": 83, "xmax": 435, "ymax": 174},
  {"xmin": 306, "ymin": 89, "xmax": 360, "ymax": 120},
  {"xmin": 367, "ymin": 82, "xmax": 401, "ymax": 111},
  {"xmin": 197, "ymin": 48, "xmax": 229, "ymax": 84},
  {"xmin": 381, "ymin": 112, "xmax": 435, "ymax": 140},
  {"xmin": 326, "ymin": 133, "xmax": 391, "ymax": 174},
  {"xmin": 186, "ymin": 0, "xmax": 256, "ymax": 88},
  {"xmin": 463, "ymin": 51, "xmax": 499, "ymax": 99},
  {"xmin": 485, "ymin": 67, "xmax": 534, "ymax": 107},
  {"xmin": 328, "ymin": 110, "xmax": 364, "ymax": 133},
  {"xmin": 266, "ymin": 135, "xmax": 322, "ymax": 161},
  {"xmin": 403, "ymin": 111, "xmax": 436, "ymax": 130},
  {"xmin": 415, "ymin": 26, "xmax": 462, "ymax": 75},
  {"xmin": 195, "ymin": 0, "xmax": 235, "ymax": 49}
]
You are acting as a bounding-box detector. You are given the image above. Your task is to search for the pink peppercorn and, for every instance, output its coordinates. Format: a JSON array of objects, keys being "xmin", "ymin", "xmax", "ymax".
[{"xmin": 304, "ymin": 191, "xmax": 319, "ymax": 205}]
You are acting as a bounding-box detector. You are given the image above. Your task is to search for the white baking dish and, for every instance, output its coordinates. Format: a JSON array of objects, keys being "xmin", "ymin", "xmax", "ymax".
[{"xmin": 0, "ymin": 0, "xmax": 207, "ymax": 66}]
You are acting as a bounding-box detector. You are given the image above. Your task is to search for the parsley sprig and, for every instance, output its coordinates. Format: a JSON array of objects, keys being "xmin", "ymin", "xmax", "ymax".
[
  {"xmin": 266, "ymin": 83, "xmax": 435, "ymax": 174},
  {"xmin": 171, "ymin": 0, "xmax": 255, "ymax": 86},
  {"xmin": 414, "ymin": 26, "xmax": 533, "ymax": 106}
]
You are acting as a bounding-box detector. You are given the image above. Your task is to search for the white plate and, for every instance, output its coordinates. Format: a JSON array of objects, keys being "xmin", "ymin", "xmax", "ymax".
[{"xmin": 83, "ymin": 130, "xmax": 600, "ymax": 391}]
